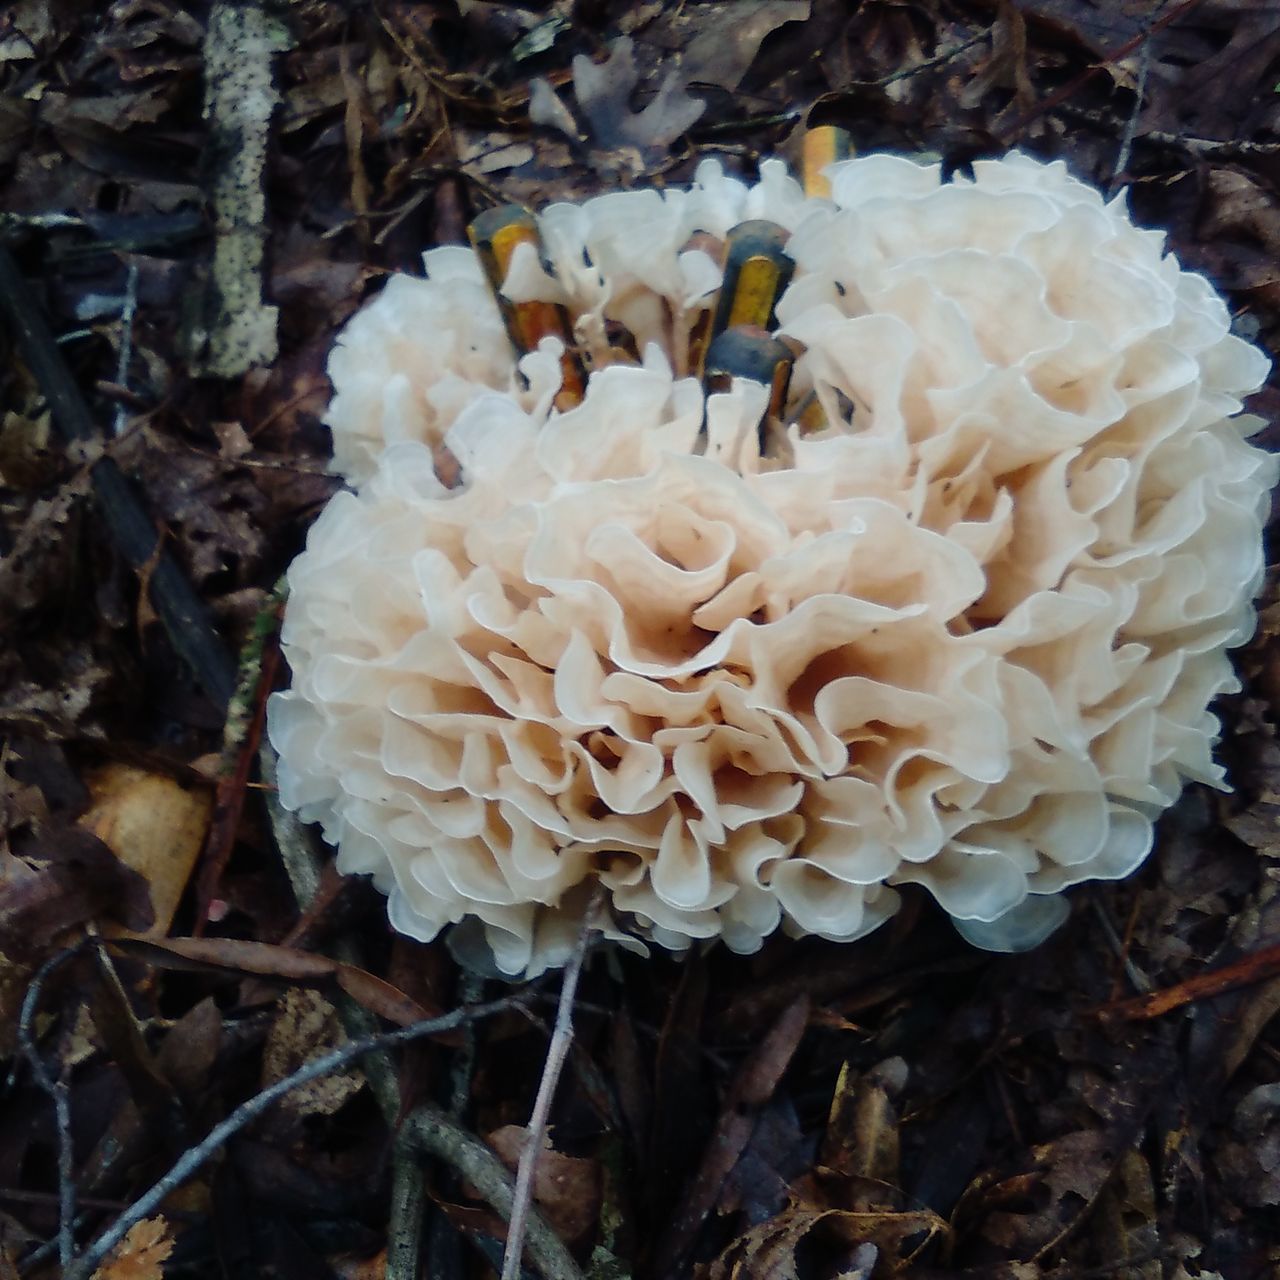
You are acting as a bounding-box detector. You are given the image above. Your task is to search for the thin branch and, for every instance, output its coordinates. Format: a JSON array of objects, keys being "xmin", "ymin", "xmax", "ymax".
[
  {"xmin": 1109, "ymin": 34, "xmax": 1152, "ymax": 199},
  {"xmin": 1096, "ymin": 940, "xmax": 1280, "ymax": 1023},
  {"xmin": 1053, "ymin": 100, "xmax": 1280, "ymax": 162},
  {"xmin": 44, "ymin": 1074, "xmax": 73, "ymax": 1266},
  {"xmin": 1142, "ymin": 132, "xmax": 1280, "ymax": 159},
  {"xmin": 450, "ymin": 969, "xmax": 486, "ymax": 1118},
  {"xmin": 501, "ymin": 891, "xmax": 603, "ymax": 1280},
  {"xmin": 111, "ymin": 260, "xmax": 139, "ymax": 437},
  {"xmin": 0, "ymin": 1190, "xmax": 134, "ymax": 1213},
  {"xmin": 195, "ymin": 586, "xmax": 286, "ymax": 931},
  {"xmin": 695, "ymin": 110, "xmax": 803, "ymax": 137},
  {"xmin": 1090, "ymin": 896, "xmax": 1150, "ymax": 995},
  {"xmin": 259, "ymin": 737, "xmax": 324, "ymax": 910},
  {"xmin": 998, "ymin": 0, "xmax": 1205, "ymax": 144},
  {"xmin": 18, "ymin": 1213, "xmax": 94, "ymax": 1276},
  {"xmin": 16, "ymin": 948, "xmax": 85, "ymax": 1270},
  {"xmin": 875, "ymin": 30, "xmax": 988, "ymax": 87},
  {"xmin": 387, "ymin": 1150, "xmax": 429, "ymax": 1280},
  {"xmin": 64, "ymin": 991, "xmax": 532, "ymax": 1280}
]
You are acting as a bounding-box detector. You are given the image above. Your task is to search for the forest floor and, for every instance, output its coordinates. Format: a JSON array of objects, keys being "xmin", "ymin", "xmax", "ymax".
[{"xmin": 3, "ymin": 1, "xmax": 1280, "ymax": 1277}]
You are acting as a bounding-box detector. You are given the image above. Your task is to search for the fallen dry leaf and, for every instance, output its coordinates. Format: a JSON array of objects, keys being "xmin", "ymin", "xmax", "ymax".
[
  {"xmin": 819, "ymin": 1057, "xmax": 907, "ymax": 1201},
  {"xmin": 532, "ymin": 36, "xmax": 705, "ymax": 159},
  {"xmin": 114, "ymin": 424, "xmax": 269, "ymax": 593},
  {"xmin": 487, "ymin": 1124, "xmax": 603, "ymax": 1241},
  {"xmin": 959, "ymin": 1129, "xmax": 1127, "ymax": 1260},
  {"xmin": 0, "ymin": 481, "xmax": 89, "ymax": 623},
  {"xmin": 156, "ymin": 995, "xmax": 224, "ymax": 1101},
  {"xmin": 328, "ymin": 1246, "xmax": 387, "ymax": 1280},
  {"xmin": 1215, "ymin": 1082, "xmax": 1280, "ymax": 1208},
  {"xmin": 261, "ymin": 987, "xmax": 362, "ymax": 1120},
  {"xmin": 1200, "ymin": 168, "xmax": 1280, "ymax": 257},
  {"xmin": 1087, "ymin": 1148, "xmax": 1161, "ymax": 1280},
  {"xmin": 0, "ymin": 405, "xmax": 59, "ymax": 489},
  {"xmin": 1, "ymin": 825, "xmax": 155, "ymax": 957},
  {"xmin": 702, "ymin": 1202, "xmax": 948, "ymax": 1279},
  {"xmin": 2, "ymin": 3, "xmax": 1280, "ymax": 1276},
  {"xmin": 0, "ymin": 951, "xmax": 32, "ymax": 1061},
  {"xmin": 111, "ymin": 934, "xmax": 449, "ymax": 1029},
  {"xmin": 700, "ymin": 1204, "xmax": 819, "ymax": 1280},
  {"xmin": 90, "ymin": 1216, "xmax": 174, "ymax": 1280},
  {"xmin": 676, "ymin": 0, "xmax": 810, "ymax": 92},
  {"xmin": 80, "ymin": 762, "xmax": 213, "ymax": 934}
]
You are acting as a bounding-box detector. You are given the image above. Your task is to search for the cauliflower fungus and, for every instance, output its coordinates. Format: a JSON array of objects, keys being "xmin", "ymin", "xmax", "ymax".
[{"xmin": 268, "ymin": 151, "xmax": 1277, "ymax": 976}]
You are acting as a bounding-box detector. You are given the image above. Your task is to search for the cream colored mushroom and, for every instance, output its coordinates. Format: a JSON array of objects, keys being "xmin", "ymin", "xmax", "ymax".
[{"xmin": 270, "ymin": 152, "xmax": 1277, "ymax": 975}]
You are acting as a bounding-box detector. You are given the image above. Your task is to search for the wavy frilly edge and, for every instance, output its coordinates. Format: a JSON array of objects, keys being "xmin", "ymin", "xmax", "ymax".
[{"xmin": 274, "ymin": 151, "xmax": 1279, "ymax": 976}]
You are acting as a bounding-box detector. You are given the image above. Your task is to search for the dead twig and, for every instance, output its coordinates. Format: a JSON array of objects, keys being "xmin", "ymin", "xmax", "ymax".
[
  {"xmin": 373, "ymin": 5, "xmax": 525, "ymax": 122},
  {"xmin": 18, "ymin": 1213, "xmax": 94, "ymax": 1276},
  {"xmin": 1108, "ymin": 33, "xmax": 1152, "ymax": 198},
  {"xmin": 16, "ymin": 948, "xmax": 84, "ymax": 1270},
  {"xmin": 111, "ymin": 260, "xmax": 139, "ymax": 437},
  {"xmin": 999, "ymin": 0, "xmax": 1205, "ymax": 144},
  {"xmin": 1141, "ymin": 132, "xmax": 1280, "ymax": 160},
  {"xmin": 875, "ymin": 30, "xmax": 989, "ymax": 87},
  {"xmin": 63, "ymin": 990, "xmax": 533, "ymax": 1280},
  {"xmin": 195, "ymin": 582, "xmax": 286, "ymax": 931},
  {"xmin": 259, "ymin": 737, "xmax": 324, "ymax": 909},
  {"xmin": 387, "ymin": 1150, "xmax": 428, "ymax": 1280},
  {"xmin": 1090, "ymin": 897, "xmax": 1150, "ymax": 995},
  {"xmin": 501, "ymin": 890, "xmax": 603, "ymax": 1280},
  {"xmin": 1053, "ymin": 101, "xmax": 1280, "ymax": 163},
  {"xmin": 1096, "ymin": 942, "xmax": 1280, "ymax": 1023},
  {"xmin": 0, "ymin": 1190, "xmax": 135, "ymax": 1213},
  {"xmin": 332, "ymin": 952, "xmax": 431, "ymax": 1280}
]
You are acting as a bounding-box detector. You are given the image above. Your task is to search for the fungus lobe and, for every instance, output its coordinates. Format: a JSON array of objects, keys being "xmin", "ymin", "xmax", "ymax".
[{"xmin": 269, "ymin": 152, "xmax": 1277, "ymax": 975}]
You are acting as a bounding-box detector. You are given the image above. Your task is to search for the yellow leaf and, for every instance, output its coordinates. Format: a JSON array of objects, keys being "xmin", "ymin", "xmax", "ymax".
[
  {"xmin": 80, "ymin": 764, "xmax": 213, "ymax": 934},
  {"xmin": 91, "ymin": 1216, "xmax": 174, "ymax": 1280}
]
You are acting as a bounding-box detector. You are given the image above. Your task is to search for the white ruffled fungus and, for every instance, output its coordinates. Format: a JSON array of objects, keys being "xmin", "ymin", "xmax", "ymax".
[{"xmin": 269, "ymin": 152, "xmax": 1278, "ymax": 976}]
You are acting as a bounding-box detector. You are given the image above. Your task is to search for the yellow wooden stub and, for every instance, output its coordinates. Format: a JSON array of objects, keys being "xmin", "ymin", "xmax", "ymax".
[
  {"xmin": 726, "ymin": 254, "xmax": 786, "ymax": 330},
  {"xmin": 468, "ymin": 204, "xmax": 533, "ymax": 294},
  {"xmin": 710, "ymin": 220, "xmax": 795, "ymax": 346},
  {"xmin": 704, "ymin": 324, "xmax": 794, "ymax": 423},
  {"xmin": 802, "ymin": 125, "xmax": 853, "ymax": 199},
  {"xmin": 681, "ymin": 230, "xmax": 724, "ymax": 376},
  {"xmin": 468, "ymin": 204, "xmax": 585, "ymax": 407},
  {"xmin": 791, "ymin": 389, "xmax": 829, "ymax": 435}
]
